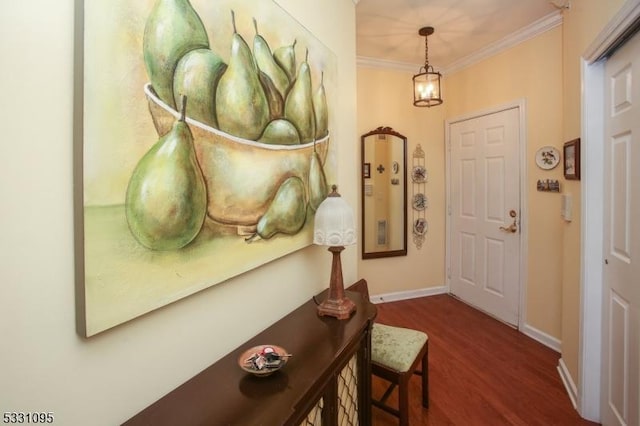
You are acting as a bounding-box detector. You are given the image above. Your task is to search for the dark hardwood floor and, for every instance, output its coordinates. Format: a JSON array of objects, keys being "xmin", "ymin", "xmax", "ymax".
[{"xmin": 370, "ymin": 294, "xmax": 599, "ymax": 426}]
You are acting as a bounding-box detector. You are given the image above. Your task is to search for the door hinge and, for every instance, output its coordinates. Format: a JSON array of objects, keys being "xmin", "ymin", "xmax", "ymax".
[{"xmin": 447, "ymin": 205, "xmax": 452, "ymax": 215}]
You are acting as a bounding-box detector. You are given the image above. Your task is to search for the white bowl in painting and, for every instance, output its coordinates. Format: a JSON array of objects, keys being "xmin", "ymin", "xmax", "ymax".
[{"xmin": 144, "ymin": 83, "xmax": 329, "ymax": 230}]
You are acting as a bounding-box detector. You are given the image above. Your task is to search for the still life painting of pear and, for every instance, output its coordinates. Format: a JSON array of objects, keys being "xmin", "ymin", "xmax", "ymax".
[{"xmin": 127, "ymin": 0, "xmax": 330, "ymax": 251}]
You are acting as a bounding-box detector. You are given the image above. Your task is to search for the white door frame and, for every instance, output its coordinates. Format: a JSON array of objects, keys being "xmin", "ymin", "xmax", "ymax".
[
  {"xmin": 580, "ymin": 0, "xmax": 640, "ymax": 421},
  {"xmin": 445, "ymin": 99, "xmax": 528, "ymax": 331}
]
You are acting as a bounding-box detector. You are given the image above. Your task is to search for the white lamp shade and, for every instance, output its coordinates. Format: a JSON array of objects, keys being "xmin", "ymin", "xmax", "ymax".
[{"xmin": 313, "ymin": 194, "xmax": 356, "ymax": 246}]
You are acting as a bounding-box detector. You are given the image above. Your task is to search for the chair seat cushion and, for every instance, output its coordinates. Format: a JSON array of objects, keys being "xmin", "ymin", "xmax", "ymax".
[{"xmin": 371, "ymin": 323, "xmax": 428, "ymax": 372}]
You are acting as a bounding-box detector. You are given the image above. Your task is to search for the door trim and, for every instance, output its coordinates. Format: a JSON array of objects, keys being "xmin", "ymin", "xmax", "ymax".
[
  {"xmin": 580, "ymin": 0, "xmax": 640, "ymax": 422},
  {"xmin": 445, "ymin": 99, "xmax": 528, "ymax": 331},
  {"xmin": 578, "ymin": 58, "xmax": 604, "ymax": 423}
]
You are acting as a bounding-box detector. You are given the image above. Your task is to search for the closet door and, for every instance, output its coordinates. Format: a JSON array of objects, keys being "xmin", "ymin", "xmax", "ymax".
[{"xmin": 602, "ymin": 29, "xmax": 640, "ymax": 426}]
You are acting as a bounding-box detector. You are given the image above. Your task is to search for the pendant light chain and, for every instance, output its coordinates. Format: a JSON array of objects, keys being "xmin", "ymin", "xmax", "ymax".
[{"xmin": 424, "ymin": 33, "xmax": 429, "ymax": 69}]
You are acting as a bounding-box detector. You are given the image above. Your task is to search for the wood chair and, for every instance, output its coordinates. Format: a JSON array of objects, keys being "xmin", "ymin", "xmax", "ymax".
[{"xmin": 347, "ymin": 279, "xmax": 429, "ymax": 426}]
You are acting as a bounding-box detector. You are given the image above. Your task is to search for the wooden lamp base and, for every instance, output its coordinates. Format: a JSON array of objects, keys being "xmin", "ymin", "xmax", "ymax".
[{"xmin": 317, "ymin": 246, "xmax": 356, "ymax": 320}]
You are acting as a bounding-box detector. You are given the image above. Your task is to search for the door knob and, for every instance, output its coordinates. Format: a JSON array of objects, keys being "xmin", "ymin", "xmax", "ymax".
[{"xmin": 499, "ymin": 209, "xmax": 518, "ymax": 233}]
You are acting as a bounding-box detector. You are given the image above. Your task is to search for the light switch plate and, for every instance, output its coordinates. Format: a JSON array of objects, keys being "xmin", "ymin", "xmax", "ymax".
[{"xmin": 562, "ymin": 193, "xmax": 572, "ymax": 221}]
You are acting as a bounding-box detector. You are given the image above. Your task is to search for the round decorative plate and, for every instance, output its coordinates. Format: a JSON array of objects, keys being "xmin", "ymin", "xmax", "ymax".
[
  {"xmin": 535, "ymin": 146, "xmax": 560, "ymax": 170},
  {"xmin": 413, "ymin": 218, "xmax": 428, "ymax": 236},
  {"xmin": 413, "ymin": 193, "xmax": 427, "ymax": 210},
  {"xmin": 238, "ymin": 344, "xmax": 291, "ymax": 377},
  {"xmin": 411, "ymin": 165, "xmax": 427, "ymax": 183}
]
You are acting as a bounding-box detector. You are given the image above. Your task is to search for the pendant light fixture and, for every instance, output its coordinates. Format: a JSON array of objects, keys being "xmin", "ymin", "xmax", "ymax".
[{"xmin": 413, "ymin": 26, "xmax": 443, "ymax": 107}]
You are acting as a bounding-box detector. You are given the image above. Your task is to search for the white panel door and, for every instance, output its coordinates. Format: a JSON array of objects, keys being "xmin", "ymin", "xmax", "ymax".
[
  {"xmin": 602, "ymin": 31, "xmax": 640, "ymax": 426},
  {"xmin": 449, "ymin": 107, "xmax": 520, "ymax": 326}
]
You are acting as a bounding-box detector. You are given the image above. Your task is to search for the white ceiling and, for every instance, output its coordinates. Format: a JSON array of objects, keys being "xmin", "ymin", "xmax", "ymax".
[{"xmin": 356, "ymin": 0, "xmax": 568, "ymax": 71}]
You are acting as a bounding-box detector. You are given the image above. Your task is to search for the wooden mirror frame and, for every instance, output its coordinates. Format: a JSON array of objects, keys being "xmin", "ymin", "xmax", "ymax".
[{"xmin": 361, "ymin": 126, "xmax": 408, "ymax": 259}]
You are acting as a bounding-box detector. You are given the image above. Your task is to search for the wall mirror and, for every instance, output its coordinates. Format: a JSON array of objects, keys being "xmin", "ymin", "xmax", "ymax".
[{"xmin": 361, "ymin": 127, "xmax": 407, "ymax": 259}]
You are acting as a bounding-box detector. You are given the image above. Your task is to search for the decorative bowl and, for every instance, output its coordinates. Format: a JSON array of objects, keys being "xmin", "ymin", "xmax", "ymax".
[
  {"xmin": 238, "ymin": 344, "xmax": 291, "ymax": 377},
  {"xmin": 144, "ymin": 84, "xmax": 330, "ymax": 231}
]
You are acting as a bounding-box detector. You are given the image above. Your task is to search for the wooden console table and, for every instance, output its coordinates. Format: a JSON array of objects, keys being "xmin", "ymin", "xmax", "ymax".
[{"xmin": 123, "ymin": 289, "xmax": 377, "ymax": 426}]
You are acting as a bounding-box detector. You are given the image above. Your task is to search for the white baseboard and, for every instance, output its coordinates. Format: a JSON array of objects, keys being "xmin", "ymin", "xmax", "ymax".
[
  {"xmin": 522, "ymin": 323, "xmax": 562, "ymax": 352},
  {"xmin": 369, "ymin": 285, "xmax": 448, "ymax": 304},
  {"xmin": 558, "ymin": 358, "xmax": 578, "ymax": 409}
]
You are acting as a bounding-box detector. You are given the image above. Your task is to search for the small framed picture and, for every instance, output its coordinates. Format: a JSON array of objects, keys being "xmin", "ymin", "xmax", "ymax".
[
  {"xmin": 563, "ymin": 138, "xmax": 580, "ymax": 180},
  {"xmin": 363, "ymin": 162, "xmax": 371, "ymax": 178}
]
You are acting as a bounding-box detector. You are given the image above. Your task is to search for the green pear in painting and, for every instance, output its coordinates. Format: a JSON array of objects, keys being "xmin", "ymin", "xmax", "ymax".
[
  {"xmin": 143, "ymin": 0, "xmax": 210, "ymax": 109},
  {"xmin": 284, "ymin": 50, "xmax": 316, "ymax": 143},
  {"xmin": 215, "ymin": 11, "xmax": 270, "ymax": 141},
  {"xmin": 125, "ymin": 96, "xmax": 207, "ymax": 250},
  {"xmin": 173, "ymin": 48, "xmax": 227, "ymax": 129}
]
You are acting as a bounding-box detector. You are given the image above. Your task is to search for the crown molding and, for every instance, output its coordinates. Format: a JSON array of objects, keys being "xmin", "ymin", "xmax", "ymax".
[
  {"xmin": 444, "ymin": 10, "xmax": 562, "ymax": 74},
  {"xmin": 357, "ymin": 10, "xmax": 563, "ymax": 75},
  {"xmin": 356, "ymin": 56, "xmax": 419, "ymax": 73}
]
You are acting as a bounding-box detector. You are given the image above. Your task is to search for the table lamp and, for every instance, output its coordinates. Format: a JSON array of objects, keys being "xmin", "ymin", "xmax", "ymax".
[{"xmin": 313, "ymin": 185, "xmax": 357, "ymax": 319}]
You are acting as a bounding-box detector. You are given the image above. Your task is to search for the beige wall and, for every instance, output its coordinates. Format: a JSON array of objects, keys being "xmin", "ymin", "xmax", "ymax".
[
  {"xmin": 357, "ymin": 67, "xmax": 447, "ymax": 295},
  {"xmin": 445, "ymin": 27, "xmax": 565, "ymax": 339},
  {"xmin": 356, "ymin": 28, "xmax": 566, "ymax": 338},
  {"xmin": 0, "ymin": 1, "xmax": 357, "ymax": 424},
  {"xmin": 560, "ymin": 0, "xmax": 626, "ymax": 385}
]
